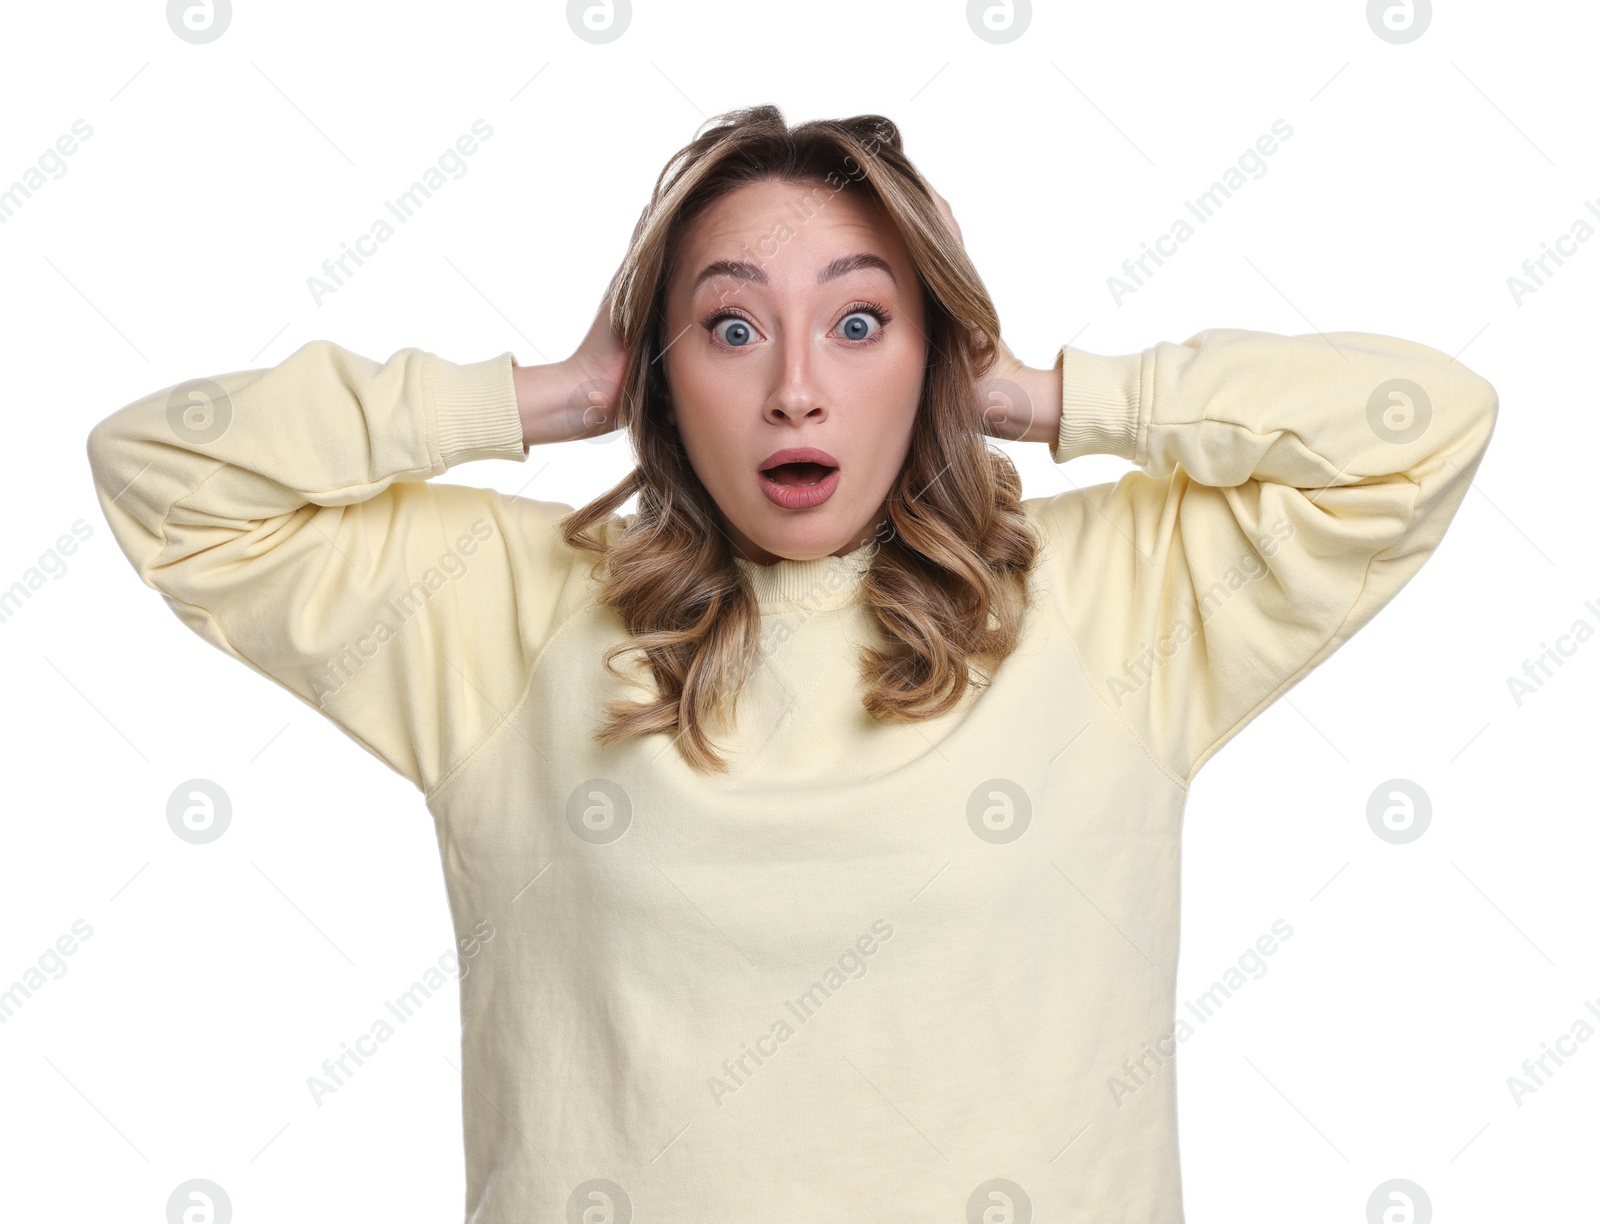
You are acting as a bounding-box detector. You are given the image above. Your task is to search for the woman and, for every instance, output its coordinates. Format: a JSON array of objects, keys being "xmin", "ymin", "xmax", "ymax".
[{"xmin": 86, "ymin": 105, "xmax": 1498, "ymax": 1222}]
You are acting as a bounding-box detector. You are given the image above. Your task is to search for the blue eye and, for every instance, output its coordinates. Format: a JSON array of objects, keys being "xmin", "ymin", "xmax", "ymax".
[
  {"xmin": 701, "ymin": 302, "xmax": 890, "ymax": 350},
  {"xmin": 715, "ymin": 317, "xmax": 755, "ymax": 347},
  {"xmin": 839, "ymin": 311, "xmax": 878, "ymax": 342}
]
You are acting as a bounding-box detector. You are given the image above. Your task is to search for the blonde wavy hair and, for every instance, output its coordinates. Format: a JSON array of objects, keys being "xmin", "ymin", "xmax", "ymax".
[{"xmin": 559, "ymin": 104, "xmax": 1041, "ymax": 772}]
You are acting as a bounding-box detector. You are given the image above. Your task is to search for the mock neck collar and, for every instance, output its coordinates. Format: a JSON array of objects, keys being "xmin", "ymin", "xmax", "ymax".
[{"xmin": 733, "ymin": 540, "xmax": 877, "ymax": 611}]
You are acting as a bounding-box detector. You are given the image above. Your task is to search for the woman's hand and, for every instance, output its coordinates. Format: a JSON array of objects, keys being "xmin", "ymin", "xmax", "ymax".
[
  {"xmin": 921, "ymin": 178, "xmax": 1061, "ymax": 446},
  {"xmin": 566, "ymin": 266, "xmax": 629, "ymax": 425},
  {"xmin": 514, "ymin": 250, "xmax": 630, "ymax": 449}
]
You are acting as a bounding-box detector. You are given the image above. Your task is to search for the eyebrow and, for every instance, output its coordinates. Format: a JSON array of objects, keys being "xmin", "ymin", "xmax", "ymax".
[{"xmin": 691, "ymin": 252, "xmax": 897, "ymax": 294}]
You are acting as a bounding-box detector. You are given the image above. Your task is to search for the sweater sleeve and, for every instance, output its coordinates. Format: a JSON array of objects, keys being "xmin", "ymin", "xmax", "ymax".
[
  {"xmin": 1030, "ymin": 327, "xmax": 1499, "ymax": 788},
  {"xmin": 85, "ymin": 339, "xmax": 587, "ymax": 798}
]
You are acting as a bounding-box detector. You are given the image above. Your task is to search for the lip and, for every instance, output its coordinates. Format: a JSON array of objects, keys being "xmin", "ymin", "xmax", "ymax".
[
  {"xmin": 756, "ymin": 447, "xmax": 841, "ymax": 511},
  {"xmin": 758, "ymin": 446, "xmax": 840, "ymax": 472}
]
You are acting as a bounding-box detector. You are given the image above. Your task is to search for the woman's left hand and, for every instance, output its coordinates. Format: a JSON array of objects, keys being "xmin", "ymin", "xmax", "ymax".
[{"xmin": 921, "ymin": 177, "xmax": 1055, "ymax": 444}]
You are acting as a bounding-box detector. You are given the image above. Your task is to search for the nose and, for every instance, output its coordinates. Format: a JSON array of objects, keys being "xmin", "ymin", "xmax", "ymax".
[{"xmin": 763, "ymin": 340, "xmax": 827, "ymax": 426}]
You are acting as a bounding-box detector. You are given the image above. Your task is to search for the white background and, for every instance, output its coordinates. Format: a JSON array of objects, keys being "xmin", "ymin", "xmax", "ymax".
[{"xmin": 2, "ymin": 1, "xmax": 1594, "ymax": 1220}]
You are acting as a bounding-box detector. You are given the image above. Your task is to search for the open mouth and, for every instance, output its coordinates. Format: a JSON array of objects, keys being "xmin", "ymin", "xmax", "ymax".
[
  {"xmin": 756, "ymin": 448, "xmax": 842, "ymax": 509},
  {"xmin": 760, "ymin": 460, "xmax": 836, "ymax": 488}
]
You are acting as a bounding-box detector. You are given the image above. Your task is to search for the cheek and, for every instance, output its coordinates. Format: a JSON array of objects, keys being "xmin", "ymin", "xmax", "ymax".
[
  {"xmin": 873, "ymin": 328, "xmax": 926, "ymax": 411},
  {"xmin": 861, "ymin": 346, "xmax": 924, "ymax": 452},
  {"xmin": 849, "ymin": 397, "xmax": 920, "ymax": 494},
  {"xmin": 668, "ymin": 341, "xmax": 743, "ymax": 420},
  {"xmin": 669, "ymin": 389, "xmax": 747, "ymax": 489}
]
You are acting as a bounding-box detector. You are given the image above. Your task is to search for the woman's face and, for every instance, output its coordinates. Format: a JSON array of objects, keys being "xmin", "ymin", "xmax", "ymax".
[{"xmin": 662, "ymin": 177, "xmax": 928, "ymax": 566}]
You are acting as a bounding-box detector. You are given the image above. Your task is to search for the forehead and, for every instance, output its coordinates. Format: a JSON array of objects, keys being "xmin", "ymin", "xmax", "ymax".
[{"xmin": 675, "ymin": 177, "xmax": 910, "ymax": 293}]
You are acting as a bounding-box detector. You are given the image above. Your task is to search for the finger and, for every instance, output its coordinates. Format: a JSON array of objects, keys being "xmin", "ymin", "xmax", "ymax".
[{"xmin": 928, "ymin": 185, "xmax": 962, "ymax": 246}]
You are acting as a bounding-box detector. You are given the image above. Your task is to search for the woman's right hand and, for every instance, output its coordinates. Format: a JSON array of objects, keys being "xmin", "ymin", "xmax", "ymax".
[{"xmin": 515, "ymin": 265, "xmax": 629, "ymax": 449}]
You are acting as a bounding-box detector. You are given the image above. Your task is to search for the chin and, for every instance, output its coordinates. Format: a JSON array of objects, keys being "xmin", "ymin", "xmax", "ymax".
[
  {"xmin": 743, "ymin": 526, "xmax": 843, "ymax": 565},
  {"xmin": 761, "ymin": 512, "xmax": 851, "ymax": 550},
  {"xmin": 730, "ymin": 489, "xmax": 878, "ymax": 563}
]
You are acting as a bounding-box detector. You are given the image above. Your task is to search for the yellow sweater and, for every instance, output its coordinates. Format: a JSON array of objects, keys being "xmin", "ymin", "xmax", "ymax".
[{"xmin": 86, "ymin": 329, "xmax": 1497, "ymax": 1221}]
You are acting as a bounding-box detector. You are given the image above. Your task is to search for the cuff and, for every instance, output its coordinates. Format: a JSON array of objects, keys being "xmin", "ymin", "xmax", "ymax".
[
  {"xmin": 1049, "ymin": 345, "xmax": 1143, "ymax": 464},
  {"xmin": 430, "ymin": 351, "xmax": 527, "ymax": 467}
]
